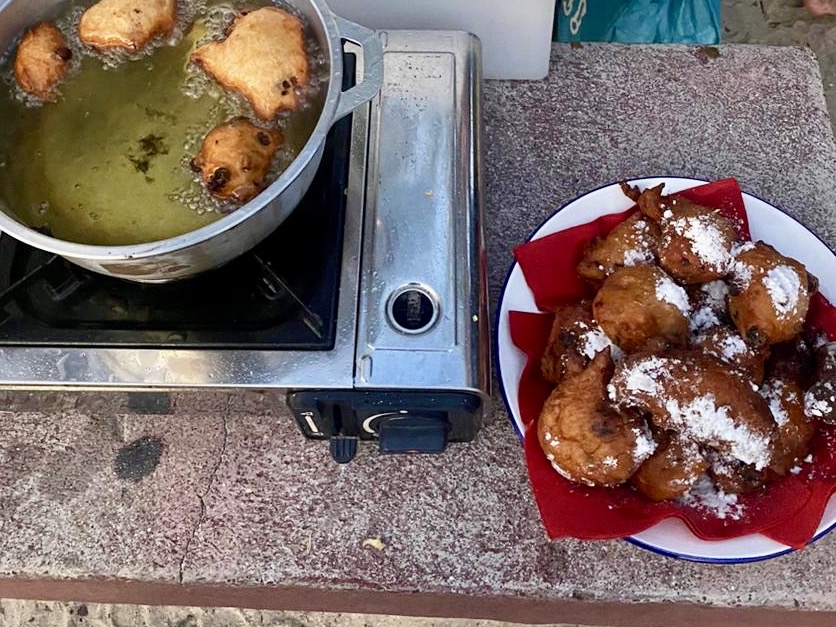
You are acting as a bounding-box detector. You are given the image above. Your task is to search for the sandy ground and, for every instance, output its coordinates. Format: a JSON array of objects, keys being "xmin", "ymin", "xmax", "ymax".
[
  {"xmin": 0, "ymin": 600, "xmax": 586, "ymax": 627},
  {"xmin": 3, "ymin": 2, "xmax": 836, "ymax": 626},
  {"xmin": 724, "ymin": 0, "xmax": 836, "ymax": 135}
]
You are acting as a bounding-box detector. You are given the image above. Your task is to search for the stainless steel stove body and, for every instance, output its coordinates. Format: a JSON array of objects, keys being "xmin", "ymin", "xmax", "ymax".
[{"xmin": 0, "ymin": 31, "xmax": 489, "ymax": 459}]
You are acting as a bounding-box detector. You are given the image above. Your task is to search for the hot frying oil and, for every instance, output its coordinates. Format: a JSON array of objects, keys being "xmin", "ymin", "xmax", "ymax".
[{"xmin": 0, "ymin": 0, "xmax": 326, "ymax": 246}]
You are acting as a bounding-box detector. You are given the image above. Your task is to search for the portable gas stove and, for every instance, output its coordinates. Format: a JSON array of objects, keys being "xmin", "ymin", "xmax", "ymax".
[{"xmin": 0, "ymin": 31, "xmax": 490, "ymax": 462}]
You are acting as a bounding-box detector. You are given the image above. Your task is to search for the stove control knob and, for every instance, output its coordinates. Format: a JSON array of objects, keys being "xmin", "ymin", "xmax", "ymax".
[
  {"xmin": 387, "ymin": 284, "xmax": 439, "ymax": 334},
  {"xmin": 329, "ymin": 436, "xmax": 358, "ymax": 464}
]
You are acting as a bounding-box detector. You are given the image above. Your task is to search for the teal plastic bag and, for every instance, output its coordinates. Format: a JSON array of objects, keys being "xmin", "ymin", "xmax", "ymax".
[{"xmin": 556, "ymin": 0, "xmax": 721, "ymax": 44}]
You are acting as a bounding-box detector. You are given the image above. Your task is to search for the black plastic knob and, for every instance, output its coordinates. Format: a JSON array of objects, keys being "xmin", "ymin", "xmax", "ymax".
[{"xmin": 329, "ymin": 436, "xmax": 358, "ymax": 463}]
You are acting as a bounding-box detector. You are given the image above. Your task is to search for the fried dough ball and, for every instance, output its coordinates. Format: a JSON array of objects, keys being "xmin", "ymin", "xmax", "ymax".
[
  {"xmin": 805, "ymin": 342, "xmax": 836, "ymax": 423},
  {"xmin": 191, "ymin": 117, "xmax": 283, "ymax": 203},
  {"xmin": 538, "ymin": 350, "xmax": 656, "ymax": 487},
  {"xmin": 703, "ymin": 375, "xmax": 814, "ymax": 493},
  {"xmin": 577, "ymin": 213, "xmax": 660, "ymax": 282},
  {"xmin": 621, "ymin": 182, "xmax": 739, "ymax": 284},
  {"xmin": 78, "ymin": 0, "xmax": 177, "ymax": 52},
  {"xmin": 761, "ymin": 378, "xmax": 816, "ymax": 475},
  {"xmin": 540, "ymin": 302, "xmax": 616, "ymax": 384},
  {"xmin": 728, "ymin": 242, "xmax": 816, "ymax": 346},
  {"xmin": 630, "ymin": 433, "xmax": 708, "ymax": 501},
  {"xmin": 191, "ymin": 7, "xmax": 309, "ymax": 120},
  {"xmin": 705, "ymin": 453, "xmax": 766, "ymax": 494},
  {"xmin": 656, "ymin": 203, "xmax": 738, "ymax": 284},
  {"xmin": 691, "ymin": 325, "xmax": 769, "ymax": 385},
  {"xmin": 13, "ymin": 22, "xmax": 73, "ymax": 100},
  {"xmin": 592, "ymin": 265, "xmax": 690, "ymax": 352},
  {"xmin": 609, "ymin": 351, "xmax": 778, "ymax": 470}
]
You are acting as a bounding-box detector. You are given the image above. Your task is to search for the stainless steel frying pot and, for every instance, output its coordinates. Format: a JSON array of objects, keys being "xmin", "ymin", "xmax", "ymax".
[{"xmin": 0, "ymin": 0, "xmax": 382, "ymax": 282}]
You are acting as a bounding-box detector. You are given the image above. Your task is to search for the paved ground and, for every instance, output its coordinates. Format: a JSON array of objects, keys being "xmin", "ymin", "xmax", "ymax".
[
  {"xmin": 0, "ymin": 600, "xmax": 586, "ymax": 627},
  {"xmin": 3, "ymin": 2, "xmax": 836, "ymax": 627},
  {"xmin": 724, "ymin": 0, "xmax": 836, "ymax": 134}
]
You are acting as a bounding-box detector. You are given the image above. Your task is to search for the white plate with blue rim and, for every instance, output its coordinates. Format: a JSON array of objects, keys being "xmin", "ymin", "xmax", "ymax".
[{"xmin": 495, "ymin": 177, "xmax": 836, "ymax": 562}]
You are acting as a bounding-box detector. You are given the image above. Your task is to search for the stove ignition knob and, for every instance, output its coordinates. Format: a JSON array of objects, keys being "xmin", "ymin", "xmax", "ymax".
[{"xmin": 387, "ymin": 284, "xmax": 439, "ymax": 334}]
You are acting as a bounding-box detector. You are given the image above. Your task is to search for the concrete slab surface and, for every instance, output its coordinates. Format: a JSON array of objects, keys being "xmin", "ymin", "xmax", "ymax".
[{"xmin": 3, "ymin": 5, "xmax": 836, "ymax": 627}]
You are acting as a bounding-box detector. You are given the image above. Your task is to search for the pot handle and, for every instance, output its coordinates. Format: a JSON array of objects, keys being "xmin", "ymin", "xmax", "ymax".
[{"xmin": 332, "ymin": 15, "xmax": 384, "ymax": 121}]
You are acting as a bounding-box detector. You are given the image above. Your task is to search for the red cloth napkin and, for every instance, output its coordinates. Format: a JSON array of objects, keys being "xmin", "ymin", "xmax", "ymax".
[{"xmin": 509, "ymin": 178, "xmax": 836, "ymax": 549}]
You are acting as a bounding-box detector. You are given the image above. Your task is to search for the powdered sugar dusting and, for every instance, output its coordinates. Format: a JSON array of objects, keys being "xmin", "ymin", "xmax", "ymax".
[
  {"xmin": 669, "ymin": 214, "xmax": 732, "ymax": 272},
  {"xmin": 732, "ymin": 241, "xmax": 756, "ymax": 255},
  {"xmin": 612, "ymin": 357, "xmax": 671, "ymax": 399},
  {"xmin": 663, "ymin": 394, "xmax": 771, "ymax": 469},
  {"xmin": 716, "ymin": 332, "xmax": 748, "ymax": 361},
  {"xmin": 679, "ymin": 475, "xmax": 745, "ymax": 520},
  {"xmin": 805, "ymin": 383, "xmax": 835, "ymax": 418},
  {"xmin": 729, "ymin": 242, "xmax": 756, "ymax": 288},
  {"xmin": 689, "ymin": 306, "xmax": 721, "ymax": 333},
  {"xmin": 689, "ymin": 281, "xmax": 730, "ymax": 334},
  {"xmin": 694, "ymin": 328, "xmax": 751, "ymax": 363},
  {"xmin": 762, "ymin": 265, "xmax": 801, "ymax": 317},
  {"xmin": 621, "ymin": 220, "xmax": 656, "ymax": 266},
  {"xmin": 578, "ymin": 324, "xmax": 618, "ymax": 360},
  {"xmin": 655, "ymin": 274, "xmax": 690, "ymax": 315},
  {"xmin": 623, "ymin": 248, "xmax": 653, "ymax": 266},
  {"xmin": 632, "ymin": 427, "xmax": 657, "ymax": 463},
  {"xmin": 702, "ymin": 280, "xmax": 730, "ymax": 305},
  {"xmin": 760, "ymin": 380, "xmax": 793, "ymax": 427},
  {"xmin": 813, "ymin": 333, "xmax": 832, "ymax": 350},
  {"xmin": 549, "ymin": 457, "xmax": 595, "ymax": 487}
]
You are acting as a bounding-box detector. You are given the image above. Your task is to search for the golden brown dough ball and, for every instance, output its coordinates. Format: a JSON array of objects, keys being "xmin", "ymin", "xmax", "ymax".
[
  {"xmin": 728, "ymin": 242, "xmax": 816, "ymax": 346},
  {"xmin": 592, "ymin": 265, "xmax": 690, "ymax": 352},
  {"xmin": 190, "ymin": 7, "xmax": 309, "ymax": 120},
  {"xmin": 538, "ymin": 350, "xmax": 656, "ymax": 487},
  {"xmin": 78, "ymin": 0, "xmax": 177, "ymax": 52},
  {"xmin": 191, "ymin": 117, "xmax": 283, "ymax": 204},
  {"xmin": 690, "ymin": 325, "xmax": 770, "ymax": 385},
  {"xmin": 656, "ymin": 203, "xmax": 738, "ymax": 284},
  {"xmin": 621, "ymin": 181, "xmax": 739, "ymax": 284},
  {"xmin": 705, "ymin": 453, "xmax": 767, "ymax": 494},
  {"xmin": 577, "ymin": 213, "xmax": 660, "ymax": 282},
  {"xmin": 630, "ymin": 433, "xmax": 708, "ymax": 501},
  {"xmin": 760, "ymin": 378, "xmax": 816, "ymax": 476},
  {"xmin": 13, "ymin": 22, "xmax": 72, "ymax": 100},
  {"xmin": 609, "ymin": 350, "xmax": 778, "ymax": 470},
  {"xmin": 540, "ymin": 302, "xmax": 615, "ymax": 384}
]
